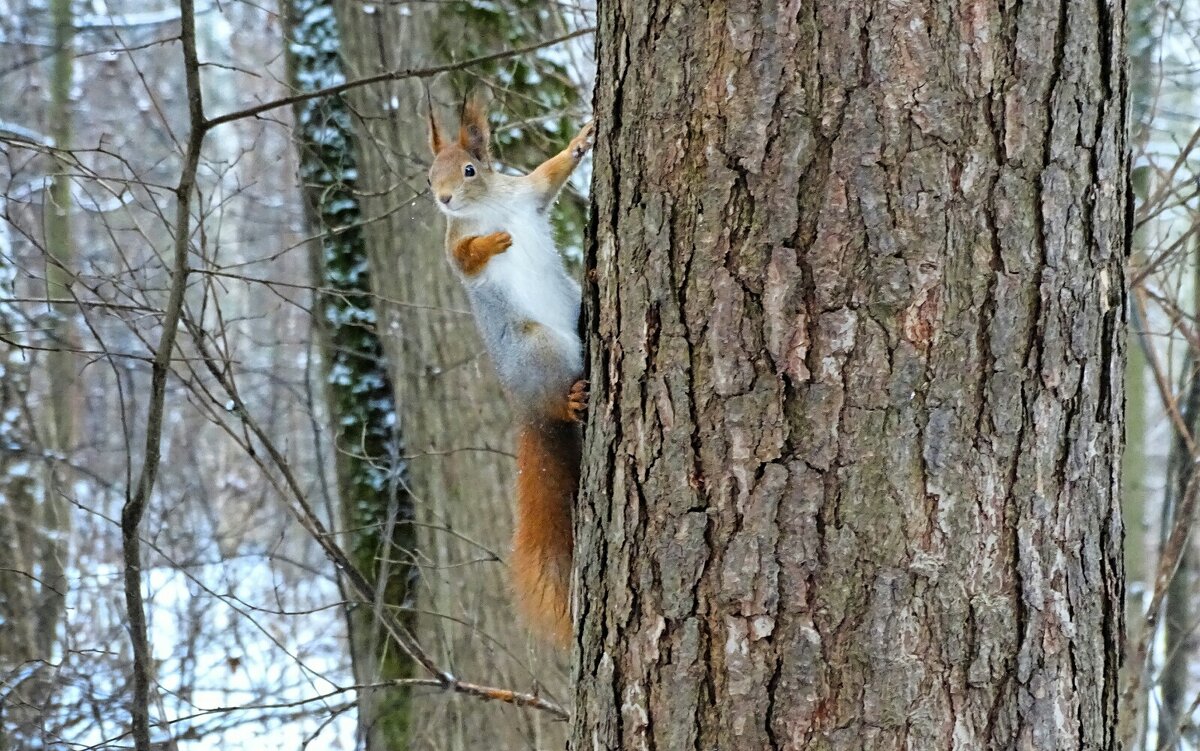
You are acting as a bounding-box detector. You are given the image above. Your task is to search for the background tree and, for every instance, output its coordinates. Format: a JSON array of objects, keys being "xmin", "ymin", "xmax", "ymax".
[
  {"xmin": 284, "ymin": 0, "xmax": 414, "ymax": 747},
  {"xmin": 333, "ymin": 1, "xmax": 591, "ymax": 748},
  {"xmin": 1123, "ymin": 0, "xmax": 1152, "ymax": 739},
  {"xmin": 574, "ymin": 2, "xmax": 1126, "ymax": 749},
  {"xmin": 1121, "ymin": 1, "xmax": 1200, "ymax": 747},
  {"xmin": 41, "ymin": 0, "xmax": 75, "ymax": 647},
  {"xmin": 0, "ymin": 216, "xmax": 50, "ymax": 748},
  {"xmin": 0, "ymin": 1, "xmax": 75, "ymax": 739}
]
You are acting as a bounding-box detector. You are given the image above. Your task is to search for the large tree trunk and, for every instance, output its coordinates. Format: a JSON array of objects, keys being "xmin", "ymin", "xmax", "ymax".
[{"xmin": 574, "ymin": 2, "xmax": 1128, "ymax": 749}]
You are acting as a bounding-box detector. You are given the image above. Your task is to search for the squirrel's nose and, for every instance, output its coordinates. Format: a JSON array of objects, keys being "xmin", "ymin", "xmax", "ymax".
[{"xmin": 439, "ymin": 194, "xmax": 452, "ymax": 204}]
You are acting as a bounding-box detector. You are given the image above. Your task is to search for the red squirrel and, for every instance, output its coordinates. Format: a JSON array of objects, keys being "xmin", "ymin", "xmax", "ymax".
[{"xmin": 427, "ymin": 95, "xmax": 593, "ymax": 645}]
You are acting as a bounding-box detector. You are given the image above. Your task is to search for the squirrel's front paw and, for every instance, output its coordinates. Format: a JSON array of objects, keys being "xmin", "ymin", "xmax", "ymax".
[
  {"xmin": 570, "ymin": 120, "xmax": 595, "ymax": 160},
  {"xmin": 481, "ymin": 231, "xmax": 513, "ymax": 254}
]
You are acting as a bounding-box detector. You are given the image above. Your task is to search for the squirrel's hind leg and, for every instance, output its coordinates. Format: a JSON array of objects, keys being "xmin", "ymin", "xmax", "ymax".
[{"xmin": 564, "ymin": 379, "xmax": 588, "ymax": 423}]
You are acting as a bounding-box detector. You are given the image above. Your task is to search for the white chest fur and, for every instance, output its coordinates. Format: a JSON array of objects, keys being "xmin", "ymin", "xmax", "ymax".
[{"xmin": 455, "ymin": 196, "xmax": 580, "ymax": 341}]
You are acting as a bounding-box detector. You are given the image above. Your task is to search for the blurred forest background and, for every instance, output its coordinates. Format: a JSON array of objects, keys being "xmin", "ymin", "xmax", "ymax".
[{"xmin": 0, "ymin": 0, "xmax": 1194, "ymax": 749}]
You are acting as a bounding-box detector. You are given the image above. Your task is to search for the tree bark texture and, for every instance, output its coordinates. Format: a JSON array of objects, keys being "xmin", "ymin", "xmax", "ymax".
[
  {"xmin": 335, "ymin": 3, "xmax": 569, "ymax": 749},
  {"xmin": 574, "ymin": 2, "xmax": 1128, "ymax": 750}
]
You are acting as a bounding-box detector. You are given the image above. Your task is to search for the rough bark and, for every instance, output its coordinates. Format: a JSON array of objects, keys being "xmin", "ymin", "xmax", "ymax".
[
  {"xmin": 574, "ymin": 2, "xmax": 1127, "ymax": 749},
  {"xmin": 334, "ymin": 2, "xmax": 571, "ymax": 748}
]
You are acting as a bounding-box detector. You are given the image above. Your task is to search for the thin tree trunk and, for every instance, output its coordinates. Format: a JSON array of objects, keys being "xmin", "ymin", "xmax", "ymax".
[
  {"xmin": 46, "ymin": 0, "xmax": 75, "ymax": 441},
  {"xmin": 283, "ymin": 1, "xmax": 416, "ymax": 747},
  {"xmin": 1157, "ymin": 372, "xmax": 1195, "ymax": 750},
  {"xmin": 3, "ymin": 1, "xmax": 77, "ymax": 740},
  {"xmin": 574, "ymin": 2, "xmax": 1128, "ymax": 749},
  {"xmin": 39, "ymin": 0, "xmax": 73, "ymax": 664},
  {"xmin": 1125, "ymin": 304, "xmax": 1151, "ymax": 750},
  {"xmin": 1125, "ymin": 3, "xmax": 1155, "ymax": 744}
]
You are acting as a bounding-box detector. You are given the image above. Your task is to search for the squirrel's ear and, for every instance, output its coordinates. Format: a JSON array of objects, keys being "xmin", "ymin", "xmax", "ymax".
[
  {"xmin": 458, "ymin": 94, "xmax": 491, "ymax": 164},
  {"xmin": 426, "ymin": 91, "xmax": 445, "ymax": 155}
]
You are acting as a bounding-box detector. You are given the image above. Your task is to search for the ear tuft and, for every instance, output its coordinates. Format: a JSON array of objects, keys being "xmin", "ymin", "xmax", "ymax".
[
  {"xmin": 426, "ymin": 89, "xmax": 444, "ymax": 155},
  {"xmin": 458, "ymin": 93, "xmax": 491, "ymax": 164}
]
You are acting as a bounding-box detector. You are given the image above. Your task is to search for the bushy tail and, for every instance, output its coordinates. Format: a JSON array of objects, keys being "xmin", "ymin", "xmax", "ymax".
[{"xmin": 511, "ymin": 419, "xmax": 580, "ymax": 646}]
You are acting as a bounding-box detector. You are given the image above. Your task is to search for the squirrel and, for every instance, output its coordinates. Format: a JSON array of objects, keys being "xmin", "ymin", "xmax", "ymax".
[{"xmin": 427, "ymin": 94, "xmax": 593, "ymax": 646}]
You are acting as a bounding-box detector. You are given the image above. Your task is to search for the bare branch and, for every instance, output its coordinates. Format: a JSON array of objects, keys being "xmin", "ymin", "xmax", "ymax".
[{"xmin": 203, "ymin": 26, "xmax": 595, "ymax": 131}]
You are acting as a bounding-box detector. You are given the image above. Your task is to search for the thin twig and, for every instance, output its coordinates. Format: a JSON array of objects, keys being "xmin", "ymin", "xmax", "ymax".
[{"xmin": 1132, "ymin": 284, "xmax": 1198, "ymax": 455}]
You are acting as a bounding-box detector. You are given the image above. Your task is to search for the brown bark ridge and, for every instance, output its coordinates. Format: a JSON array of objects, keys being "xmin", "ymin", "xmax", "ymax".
[{"xmin": 573, "ymin": 2, "xmax": 1127, "ymax": 749}]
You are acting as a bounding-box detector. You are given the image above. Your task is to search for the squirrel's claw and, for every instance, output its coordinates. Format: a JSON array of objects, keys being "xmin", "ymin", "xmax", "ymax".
[
  {"xmin": 566, "ymin": 378, "xmax": 589, "ymax": 422},
  {"xmin": 571, "ymin": 121, "xmax": 596, "ymax": 161},
  {"xmin": 484, "ymin": 231, "xmax": 513, "ymax": 253}
]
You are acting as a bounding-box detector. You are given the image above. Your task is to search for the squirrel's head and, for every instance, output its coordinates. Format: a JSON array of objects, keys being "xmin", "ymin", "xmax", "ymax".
[{"xmin": 427, "ymin": 94, "xmax": 493, "ymax": 217}]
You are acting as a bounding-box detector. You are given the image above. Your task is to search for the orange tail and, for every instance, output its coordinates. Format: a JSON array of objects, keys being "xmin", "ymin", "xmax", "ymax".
[{"xmin": 512, "ymin": 419, "xmax": 580, "ymax": 646}]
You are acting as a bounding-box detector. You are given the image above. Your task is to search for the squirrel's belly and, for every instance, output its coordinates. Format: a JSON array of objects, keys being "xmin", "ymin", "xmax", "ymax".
[{"xmin": 478, "ymin": 244, "xmax": 579, "ymax": 336}]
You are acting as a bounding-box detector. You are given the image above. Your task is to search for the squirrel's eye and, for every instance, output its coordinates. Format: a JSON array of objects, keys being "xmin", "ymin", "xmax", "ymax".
[{"xmin": 464, "ymin": 164, "xmax": 476, "ymax": 177}]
